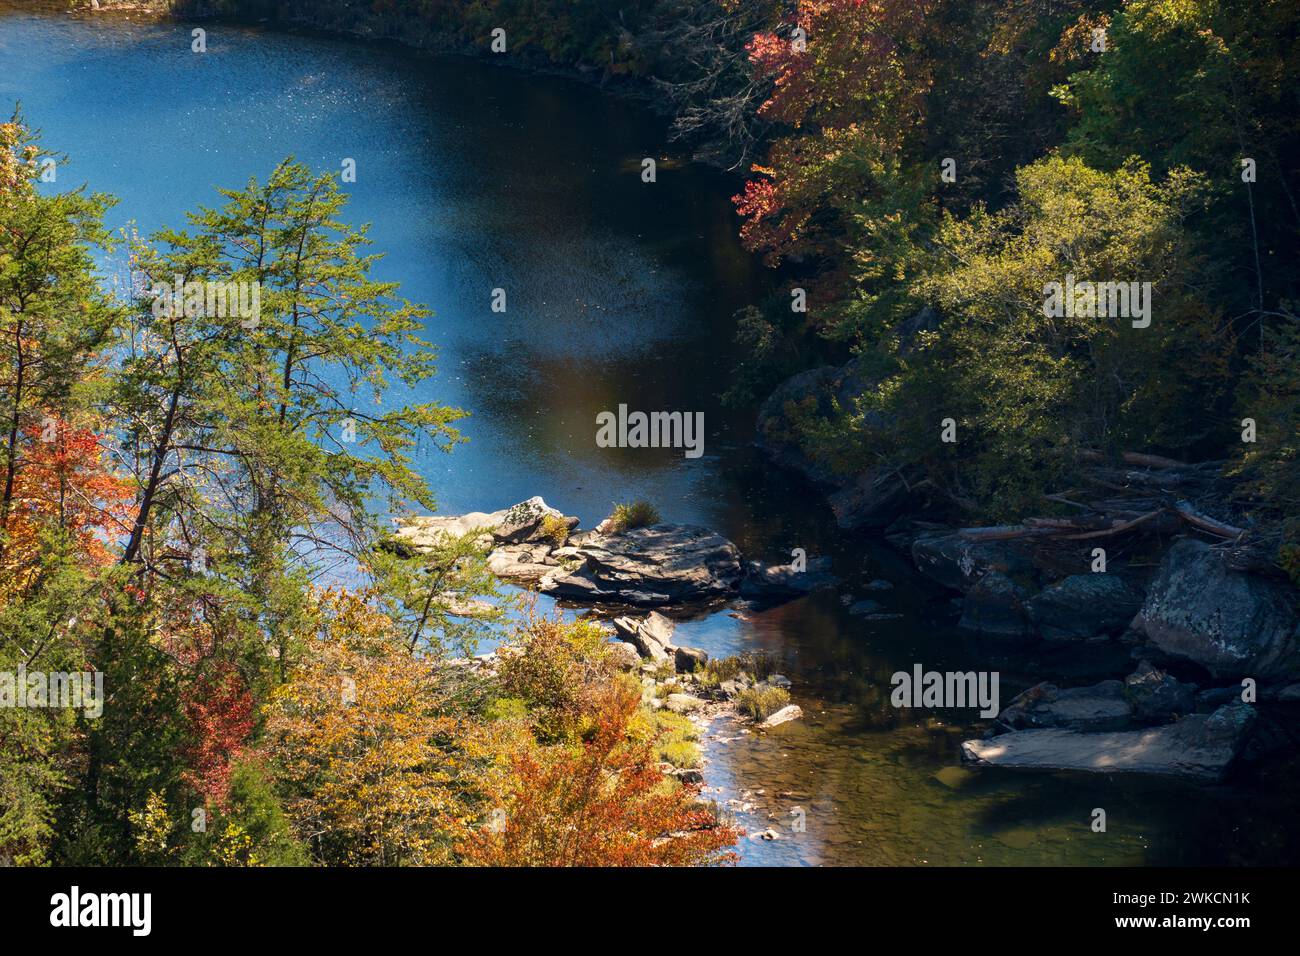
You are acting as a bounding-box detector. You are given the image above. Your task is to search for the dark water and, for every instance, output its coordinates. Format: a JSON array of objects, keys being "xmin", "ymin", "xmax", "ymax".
[{"xmin": 4, "ymin": 7, "xmax": 1297, "ymax": 866}]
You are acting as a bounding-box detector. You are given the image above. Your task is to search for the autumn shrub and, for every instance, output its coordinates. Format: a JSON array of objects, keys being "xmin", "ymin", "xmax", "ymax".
[
  {"xmin": 264, "ymin": 590, "xmax": 475, "ymax": 866},
  {"xmin": 458, "ymin": 681, "xmax": 737, "ymax": 866},
  {"xmin": 495, "ymin": 614, "xmax": 618, "ymax": 743},
  {"xmin": 628, "ymin": 705, "xmax": 702, "ymax": 769},
  {"xmin": 537, "ymin": 512, "xmax": 571, "ymax": 546}
]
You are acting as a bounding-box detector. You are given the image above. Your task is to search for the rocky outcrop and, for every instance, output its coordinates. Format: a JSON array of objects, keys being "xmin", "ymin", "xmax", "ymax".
[
  {"xmin": 392, "ymin": 495, "xmax": 573, "ymax": 553},
  {"xmin": 1131, "ymin": 538, "xmax": 1300, "ymax": 680},
  {"xmin": 1025, "ymin": 574, "xmax": 1143, "ymax": 641},
  {"xmin": 752, "ymin": 353, "xmax": 910, "ymax": 530},
  {"xmin": 613, "ymin": 612, "xmax": 676, "ymax": 662},
  {"xmin": 395, "ymin": 500, "xmax": 798, "ymax": 610},
  {"xmin": 963, "ymin": 703, "xmax": 1256, "ymax": 781},
  {"xmin": 540, "ymin": 524, "xmax": 743, "ymax": 607}
]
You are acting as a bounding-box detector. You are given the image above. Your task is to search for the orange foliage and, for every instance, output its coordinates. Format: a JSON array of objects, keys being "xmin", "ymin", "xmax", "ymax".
[
  {"xmin": 0, "ymin": 417, "xmax": 133, "ymax": 599},
  {"xmin": 460, "ymin": 681, "xmax": 739, "ymax": 867}
]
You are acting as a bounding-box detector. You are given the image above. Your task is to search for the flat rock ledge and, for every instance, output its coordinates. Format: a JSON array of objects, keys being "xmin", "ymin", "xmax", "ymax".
[
  {"xmin": 961, "ymin": 703, "xmax": 1256, "ymax": 781},
  {"xmin": 391, "ymin": 497, "xmax": 835, "ymax": 610}
]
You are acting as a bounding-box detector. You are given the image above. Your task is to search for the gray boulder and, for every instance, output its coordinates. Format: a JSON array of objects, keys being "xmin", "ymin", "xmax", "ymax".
[
  {"xmin": 1131, "ymin": 538, "xmax": 1300, "ymax": 679},
  {"xmin": 962, "ymin": 703, "xmax": 1256, "ymax": 781},
  {"xmin": 761, "ymin": 704, "xmax": 804, "ymax": 728},
  {"xmin": 540, "ymin": 524, "xmax": 743, "ymax": 606},
  {"xmin": 664, "ymin": 693, "xmax": 706, "ymax": 714},
  {"xmin": 959, "ymin": 572, "xmax": 1036, "ymax": 643},
  {"xmin": 612, "ymin": 612, "xmax": 676, "ymax": 662},
  {"xmin": 911, "ymin": 533, "xmax": 1033, "ymax": 593},
  {"xmin": 997, "ymin": 680, "xmax": 1133, "ymax": 732},
  {"xmin": 1124, "ymin": 661, "xmax": 1195, "ymax": 722},
  {"xmin": 487, "ymin": 542, "xmax": 560, "ymax": 583},
  {"xmin": 606, "ymin": 641, "xmax": 644, "ymax": 671},
  {"xmin": 1026, "ymin": 574, "xmax": 1143, "ymax": 641},
  {"xmin": 826, "ymin": 469, "xmax": 910, "ymax": 530},
  {"xmin": 674, "ymin": 645, "xmax": 709, "ymax": 673}
]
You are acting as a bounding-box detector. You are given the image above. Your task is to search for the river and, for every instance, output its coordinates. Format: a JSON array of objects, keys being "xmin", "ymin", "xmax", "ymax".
[{"xmin": 3, "ymin": 4, "xmax": 1297, "ymax": 865}]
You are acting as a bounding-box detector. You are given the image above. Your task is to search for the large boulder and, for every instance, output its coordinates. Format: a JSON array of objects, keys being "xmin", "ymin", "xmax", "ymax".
[
  {"xmin": 1124, "ymin": 661, "xmax": 1196, "ymax": 722},
  {"xmin": 997, "ymin": 680, "xmax": 1133, "ymax": 732},
  {"xmin": 612, "ymin": 612, "xmax": 676, "ymax": 662},
  {"xmin": 1025, "ymin": 574, "xmax": 1143, "ymax": 641},
  {"xmin": 674, "ymin": 645, "xmax": 709, "ymax": 673},
  {"xmin": 962, "ymin": 703, "xmax": 1256, "ymax": 781},
  {"xmin": 911, "ymin": 533, "xmax": 1034, "ymax": 593},
  {"xmin": 1131, "ymin": 538, "xmax": 1300, "ymax": 680},
  {"xmin": 605, "ymin": 641, "xmax": 644, "ymax": 671},
  {"xmin": 826, "ymin": 469, "xmax": 910, "ymax": 530},
  {"xmin": 540, "ymin": 524, "xmax": 743, "ymax": 606},
  {"xmin": 958, "ymin": 572, "xmax": 1036, "ymax": 643},
  {"xmin": 754, "ymin": 366, "xmax": 840, "ymax": 484}
]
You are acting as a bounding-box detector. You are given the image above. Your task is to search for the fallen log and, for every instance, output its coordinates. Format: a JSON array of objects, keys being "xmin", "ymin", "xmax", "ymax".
[
  {"xmin": 1172, "ymin": 500, "xmax": 1245, "ymax": 540},
  {"xmin": 1060, "ymin": 509, "xmax": 1164, "ymax": 539}
]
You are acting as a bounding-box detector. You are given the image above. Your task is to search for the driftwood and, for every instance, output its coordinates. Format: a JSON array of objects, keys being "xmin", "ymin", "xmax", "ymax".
[
  {"xmin": 1172, "ymin": 500, "xmax": 1246, "ymax": 539},
  {"xmin": 957, "ymin": 500, "xmax": 1245, "ymax": 545}
]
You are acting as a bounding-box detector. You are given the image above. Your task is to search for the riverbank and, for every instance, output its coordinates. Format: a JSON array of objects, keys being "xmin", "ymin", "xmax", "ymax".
[{"xmin": 393, "ymin": 490, "xmax": 1299, "ymax": 786}]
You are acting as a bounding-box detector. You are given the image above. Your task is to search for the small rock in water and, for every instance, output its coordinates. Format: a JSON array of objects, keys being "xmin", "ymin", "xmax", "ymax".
[
  {"xmin": 848, "ymin": 599, "xmax": 883, "ymax": 616},
  {"xmin": 761, "ymin": 704, "xmax": 803, "ymax": 728},
  {"xmin": 933, "ymin": 766, "xmax": 974, "ymax": 789}
]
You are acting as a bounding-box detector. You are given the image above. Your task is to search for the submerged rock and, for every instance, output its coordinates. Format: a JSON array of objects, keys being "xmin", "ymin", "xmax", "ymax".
[
  {"xmin": 962, "ymin": 703, "xmax": 1256, "ymax": 781},
  {"xmin": 1131, "ymin": 538, "xmax": 1300, "ymax": 680},
  {"xmin": 740, "ymin": 555, "xmax": 838, "ymax": 598}
]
